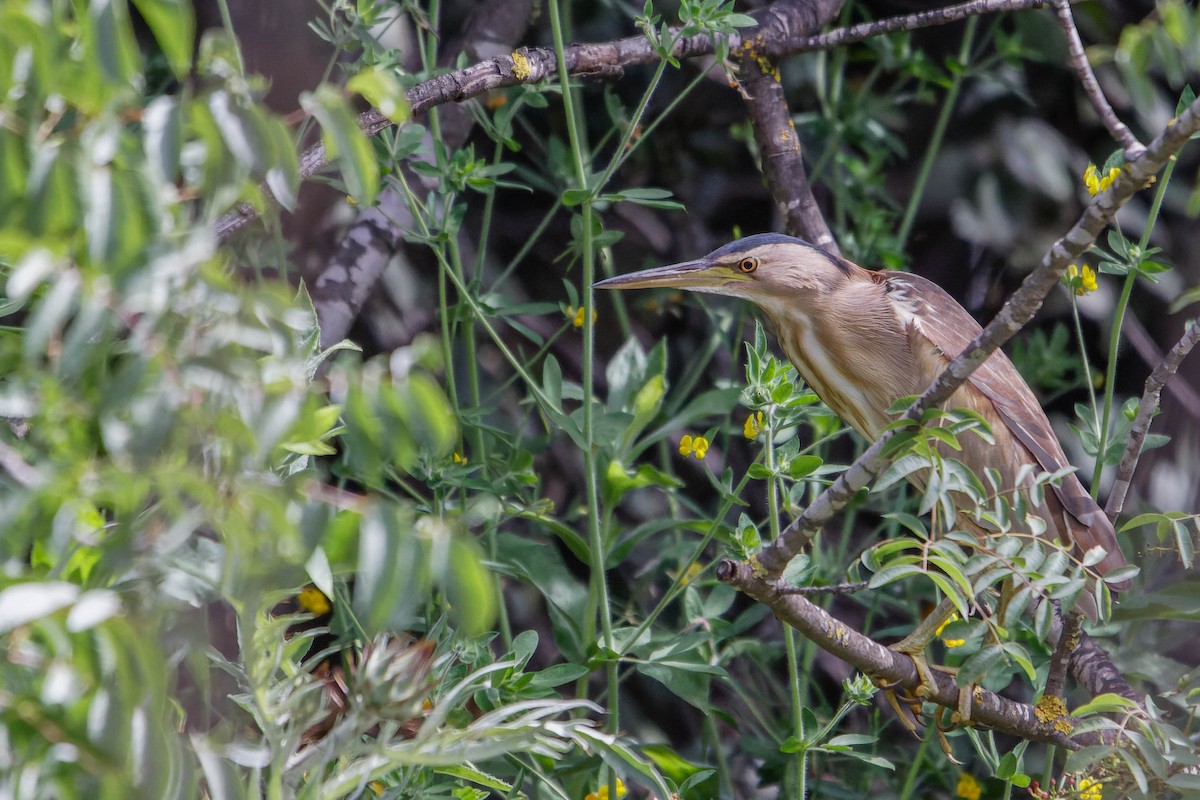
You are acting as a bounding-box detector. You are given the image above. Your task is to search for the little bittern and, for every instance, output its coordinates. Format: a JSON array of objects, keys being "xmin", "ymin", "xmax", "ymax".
[{"xmin": 595, "ymin": 233, "xmax": 1129, "ymax": 591}]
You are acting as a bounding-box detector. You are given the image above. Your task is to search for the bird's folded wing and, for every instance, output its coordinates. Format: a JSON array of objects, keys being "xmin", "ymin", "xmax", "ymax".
[{"xmin": 888, "ymin": 272, "xmax": 1128, "ymax": 584}]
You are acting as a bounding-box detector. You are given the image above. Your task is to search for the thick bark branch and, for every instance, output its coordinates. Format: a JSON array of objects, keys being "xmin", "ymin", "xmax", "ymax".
[{"xmin": 717, "ymin": 561, "xmax": 1117, "ymax": 747}]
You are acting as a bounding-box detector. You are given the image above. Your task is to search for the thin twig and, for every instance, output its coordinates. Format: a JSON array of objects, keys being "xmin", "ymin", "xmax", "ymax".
[
  {"xmin": 1051, "ymin": 0, "xmax": 1145, "ymax": 159},
  {"xmin": 776, "ymin": 580, "xmax": 868, "ymax": 595},
  {"xmin": 1105, "ymin": 316, "xmax": 1200, "ymax": 521},
  {"xmin": 787, "ymin": 0, "xmax": 1049, "ymax": 53}
]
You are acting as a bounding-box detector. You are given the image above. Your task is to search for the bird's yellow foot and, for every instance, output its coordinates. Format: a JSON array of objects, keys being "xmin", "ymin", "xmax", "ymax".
[{"xmin": 879, "ymin": 597, "xmax": 967, "ymax": 732}]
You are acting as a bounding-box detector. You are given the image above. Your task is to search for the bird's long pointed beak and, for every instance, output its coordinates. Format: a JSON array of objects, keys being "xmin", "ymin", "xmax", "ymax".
[{"xmin": 593, "ymin": 259, "xmax": 741, "ymax": 292}]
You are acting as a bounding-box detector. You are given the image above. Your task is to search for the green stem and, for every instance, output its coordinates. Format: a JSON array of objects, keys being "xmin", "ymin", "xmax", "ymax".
[
  {"xmin": 621, "ymin": 466, "xmax": 756, "ymax": 648},
  {"xmin": 897, "ymin": 732, "xmax": 933, "ymax": 800},
  {"xmin": 446, "ymin": 236, "xmax": 486, "ymax": 459},
  {"xmin": 898, "ymin": 16, "xmax": 978, "ymax": 251},
  {"xmin": 1069, "ymin": 296, "xmax": 1099, "ymax": 420},
  {"xmin": 546, "ymin": 0, "xmax": 615, "ymax": 747},
  {"xmin": 1090, "ymin": 155, "xmax": 1177, "ymax": 491},
  {"xmin": 395, "ymin": 173, "xmax": 556, "ymax": 411},
  {"xmin": 766, "ymin": 413, "xmax": 805, "ymax": 798}
]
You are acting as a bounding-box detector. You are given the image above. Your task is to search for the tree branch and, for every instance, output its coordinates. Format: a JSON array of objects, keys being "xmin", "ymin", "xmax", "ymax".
[
  {"xmin": 717, "ymin": 560, "xmax": 1118, "ymax": 747},
  {"xmin": 738, "ymin": 0, "xmax": 842, "ymax": 250},
  {"xmin": 214, "ymin": 0, "xmax": 1058, "ymax": 241},
  {"xmin": 1051, "ymin": 0, "xmax": 1145, "ymax": 159},
  {"xmin": 1105, "ymin": 316, "xmax": 1200, "ymax": 521},
  {"xmin": 785, "ymin": 0, "xmax": 1049, "ymax": 53}
]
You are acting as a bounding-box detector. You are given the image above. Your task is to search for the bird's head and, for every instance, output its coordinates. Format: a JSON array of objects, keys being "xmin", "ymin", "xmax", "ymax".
[{"xmin": 593, "ymin": 233, "xmax": 855, "ymax": 307}]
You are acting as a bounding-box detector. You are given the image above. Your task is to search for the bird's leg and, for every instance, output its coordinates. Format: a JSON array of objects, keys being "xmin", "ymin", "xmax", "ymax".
[
  {"xmin": 994, "ymin": 576, "xmax": 1016, "ymax": 628},
  {"xmin": 888, "ymin": 596, "xmax": 958, "ymax": 700},
  {"xmin": 882, "ymin": 596, "xmax": 980, "ymax": 730}
]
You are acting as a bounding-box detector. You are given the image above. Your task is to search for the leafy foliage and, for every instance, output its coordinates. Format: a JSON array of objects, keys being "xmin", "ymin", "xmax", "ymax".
[{"xmin": 2, "ymin": 0, "xmax": 1199, "ymax": 799}]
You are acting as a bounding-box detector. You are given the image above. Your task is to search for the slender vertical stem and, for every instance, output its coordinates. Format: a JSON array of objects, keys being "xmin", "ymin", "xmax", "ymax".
[
  {"xmin": 1069, "ymin": 296, "xmax": 1099, "ymax": 419},
  {"xmin": 547, "ymin": 0, "xmax": 615, "ymax": 749},
  {"xmin": 446, "ymin": 236, "xmax": 486, "ymax": 459},
  {"xmin": 898, "ymin": 16, "xmax": 978, "ymax": 251},
  {"xmin": 475, "ymin": 141, "xmax": 510, "ymax": 647},
  {"xmin": 896, "ymin": 727, "xmax": 932, "ymax": 800},
  {"xmin": 766, "ymin": 412, "xmax": 805, "ymax": 797},
  {"xmin": 1090, "ymin": 156, "xmax": 1176, "ymax": 492}
]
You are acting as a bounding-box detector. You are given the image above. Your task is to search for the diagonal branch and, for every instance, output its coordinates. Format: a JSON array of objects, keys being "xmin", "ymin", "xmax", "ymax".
[
  {"xmin": 1051, "ymin": 0, "xmax": 1145, "ymax": 159},
  {"xmin": 1105, "ymin": 316, "xmax": 1200, "ymax": 521},
  {"xmin": 753, "ymin": 97, "xmax": 1200, "ymax": 577},
  {"xmin": 786, "ymin": 0, "xmax": 1049, "ymax": 53},
  {"xmin": 737, "ymin": 0, "xmax": 842, "ymax": 251}
]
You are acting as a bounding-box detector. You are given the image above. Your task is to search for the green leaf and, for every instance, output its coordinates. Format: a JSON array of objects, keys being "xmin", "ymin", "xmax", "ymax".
[
  {"xmin": 786, "ymin": 455, "xmax": 823, "ymax": 480},
  {"xmin": 825, "ymin": 733, "xmax": 878, "ymax": 747},
  {"xmin": 347, "ymin": 66, "xmax": 412, "ymax": 124},
  {"xmin": 143, "ymin": 95, "xmax": 183, "ymax": 186},
  {"xmin": 433, "ymin": 765, "xmax": 516, "ymax": 796},
  {"xmin": 543, "ymin": 355, "xmax": 564, "ymax": 410},
  {"xmin": 445, "ymin": 536, "xmax": 497, "ymax": 637},
  {"xmin": 1175, "ymin": 83, "xmax": 1197, "ymax": 117},
  {"xmin": 130, "ymin": 0, "xmax": 195, "ymax": 78},
  {"xmin": 747, "ymin": 463, "xmax": 774, "ymax": 480},
  {"xmin": 562, "ymin": 187, "xmax": 591, "ymax": 206},
  {"xmin": 956, "ymin": 644, "xmax": 1004, "ymax": 686},
  {"xmin": 867, "ymin": 564, "xmax": 923, "ymax": 588},
  {"xmin": 86, "ymin": 0, "xmax": 142, "ymax": 86},
  {"xmin": 264, "ymin": 114, "xmax": 300, "ymax": 211},
  {"xmin": 528, "ymin": 663, "xmax": 590, "ymax": 687},
  {"xmin": 1000, "ymin": 642, "xmax": 1037, "ymax": 682},
  {"xmin": 300, "ymin": 84, "xmax": 380, "ymax": 204},
  {"xmin": 600, "ymin": 187, "xmax": 684, "ymax": 210}
]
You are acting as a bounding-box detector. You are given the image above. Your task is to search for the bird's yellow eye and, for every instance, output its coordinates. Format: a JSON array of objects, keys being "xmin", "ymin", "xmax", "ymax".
[{"xmin": 738, "ymin": 256, "xmax": 758, "ymax": 273}]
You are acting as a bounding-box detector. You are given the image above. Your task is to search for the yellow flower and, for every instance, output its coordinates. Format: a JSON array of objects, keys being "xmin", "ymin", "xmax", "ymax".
[
  {"xmin": 1083, "ymin": 163, "xmax": 1120, "ymax": 196},
  {"xmin": 584, "ymin": 778, "xmax": 626, "ymax": 800},
  {"xmin": 567, "ymin": 306, "xmax": 597, "ymax": 329},
  {"xmin": 680, "ymin": 562, "xmax": 703, "ymax": 585},
  {"xmin": 297, "ymin": 585, "xmax": 332, "ymax": 615},
  {"xmin": 1079, "ymin": 264, "xmax": 1098, "ymax": 295},
  {"xmin": 1077, "ymin": 776, "xmax": 1102, "ymax": 800},
  {"xmin": 1065, "ymin": 264, "xmax": 1098, "ymax": 296},
  {"xmin": 679, "ymin": 434, "xmax": 709, "ymax": 459},
  {"xmin": 956, "ymin": 772, "xmax": 982, "ymax": 800},
  {"xmin": 453, "ymin": 452, "xmax": 468, "ymax": 465},
  {"xmin": 744, "ymin": 411, "xmax": 765, "ymax": 440}
]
